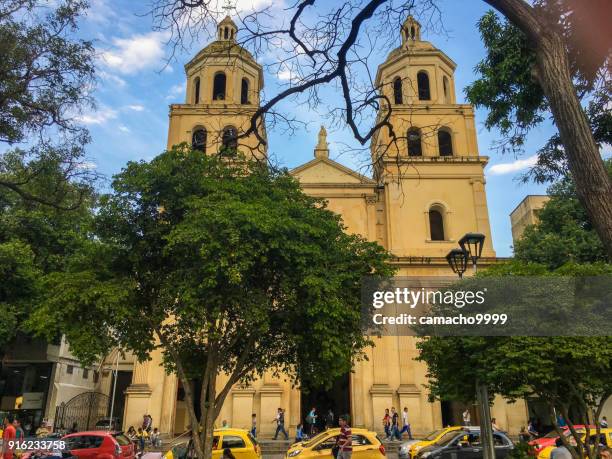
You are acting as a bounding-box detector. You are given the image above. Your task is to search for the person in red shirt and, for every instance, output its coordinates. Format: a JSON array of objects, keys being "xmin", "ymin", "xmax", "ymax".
[
  {"xmin": 337, "ymin": 415, "xmax": 352, "ymax": 459},
  {"xmin": 2, "ymin": 414, "xmax": 16, "ymax": 459}
]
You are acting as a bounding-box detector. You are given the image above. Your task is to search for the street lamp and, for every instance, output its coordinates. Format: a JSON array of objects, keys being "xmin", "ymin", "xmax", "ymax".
[
  {"xmin": 458, "ymin": 232, "xmax": 485, "ymax": 271},
  {"xmin": 445, "ymin": 248, "xmax": 468, "ymax": 278},
  {"xmin": 447, "ymin": 232, "xmax": 494, "ymax": 459}
]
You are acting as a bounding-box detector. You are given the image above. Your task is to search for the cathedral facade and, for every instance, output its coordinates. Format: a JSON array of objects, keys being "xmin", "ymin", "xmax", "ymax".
[{"xmin": 122, "ymin": 15, "xmax": 527, "ymax": 438}]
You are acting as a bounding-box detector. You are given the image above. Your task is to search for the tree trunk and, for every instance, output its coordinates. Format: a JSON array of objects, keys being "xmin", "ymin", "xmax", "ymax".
[
  {"xmin": 484, "ymin": 0, "xmax": 612, "ymax": 260},
  {"xmin": 533, "ymin": 33, "xmax": 612, "ymax": 259}
]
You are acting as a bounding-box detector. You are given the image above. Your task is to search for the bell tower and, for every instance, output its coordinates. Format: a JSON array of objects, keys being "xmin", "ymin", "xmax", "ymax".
[
  {"xmin": 166, "ymin": 16, "xmax": 266, "ymax": 159},
  {"xmin": 371, "ymin": 16, "xmax": 495, "ymax": 259}
]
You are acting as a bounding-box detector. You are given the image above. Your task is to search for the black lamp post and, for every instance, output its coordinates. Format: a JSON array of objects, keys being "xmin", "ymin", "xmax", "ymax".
[
  {"xmin": 445, "ymin": 248, "xmax": 468, "ymax": 278},
  {"xmin": 447, "ymin": 232, "xmax": 494, "ymax": 459},
  {"xmin": 458, "ymin": 232, "xmax": 486, "ymax": 272}
]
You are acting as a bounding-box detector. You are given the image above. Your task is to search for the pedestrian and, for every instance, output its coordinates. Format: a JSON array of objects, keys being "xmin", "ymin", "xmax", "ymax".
[
  {"xmin": 12, "ymin": 420, "xmax": 24, "ymax": 441},
  {"xmin": 221, "ymin": 420, "xmax": 230, "ymax": 429},
  {"xmin": 527, "ymin": 419, "xmax": 538, "ymax": 438},
  {"xmin": 70, "ymin": 422, "xmax": 78, "ymax": 433},
  {"xmin": 382, "ymin": 409, "xmax": 391, "ymax": 439},
  {"xmin": 127, "ymin": 426, "xmax": 137, "ymax": 441},
  {"xmin": 400, "ymin": 407, "xmax": 413, "ymax": 440},
  {"xmin": 306, "ymin": 408, "xmax": 317, "ymax": 436},
  {"xmin": 550, "ymin": 438, "xmax": 572, "ymax": 459},
  {"xmin": 491, "ymin": 418, "xmax": 501, "ymax": 431},
  {"xmin": 519, "ymin": 426, "xmax": 531, "ymax": 442},
  {"xmin": 295, "ymin": 423, "xmax": 305, "ymax": 443},
  {"xmin": 462, "ymin": 408, "xmax": 471, "ymax": 427},
  {"xmin": 137, "ymin": 427, "xmax": 147, "ymax": 453},
  {"xmin": 151, "ymin": 427, "xmax": 161, "ymax": 448},
  {"xmin": 272, "ymin": 408, "xmax": 289, "ymax": 441},
  {"xmin": 336, "ymin": 415, "xmax": 352, "ymax": 459},
  {"xmin": 601, "ymin": 417, "xmax": 609, "ymax": 428},
  {"xmin": 325, "ymin": 409, "xmax": 335, "ymax": 430},
  {"xmin": 222, "ymin": 448, "xmax": 235, "ymax": 459},
  {"xmin": 2, "ymin": 415, "xmax": 17, "ymax": 459},
  {"xmin": 35, "ymin": 420, "xmax": 49, "ymax": 438},
  {"xmin": 390, "ymin": 408, "xmax": 401, "ymax": 441},
  {"xmin": 250, "ymin": 414, "xmax": 257, "ymax": 438}
]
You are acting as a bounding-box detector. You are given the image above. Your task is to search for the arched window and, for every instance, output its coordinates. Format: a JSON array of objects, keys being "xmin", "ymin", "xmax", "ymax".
[
  {"xmin": 192, "ymin": 128, "xmax": 207, "ymax": 152},
  {"xmin": 221, "ymin": 126, "xmax": 238, "ymax": 155},
  {"xmin": 429, "ymin": 208, "xmax": 445, "ymax": 241},
  {"xmin": 193, "ymin": 77, "xmax": 200, "ymax": 104},
  {"xmin": 213, "ymin": 72, "xmax": 226, "ymax": 101},
  {"xmin": 224, "ymin": 27, "xmax": 228, "ymax": 39},
  {"xmin": 443, "ymin": 76, "xmax": 450, "ymax": 103},
  {"xmin": 407, "ymin": 128, "xmax": 422, "ymax": 156},
  {"xmin": 438, "ymin": 129, "xmax": 453, "ymax": 156},
  {"xmin": 417, "ymin": 71, "xmax": 430, "ymax": 100},
  {"xmin": 393, "ymin": 77, "xmax": 403, "ymax": 104},
  {"xmin": 410, "ymin": 26, "xmax": 416, "ymax": 40},
  {"xmin": 241, "ymin": 78, "xmax": 249, "ymax": 104}
]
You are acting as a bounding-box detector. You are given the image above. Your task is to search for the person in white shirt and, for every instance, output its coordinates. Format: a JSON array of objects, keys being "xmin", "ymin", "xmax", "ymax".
[
  {"xmin": 462, "ymin": 409, "xmax": 471, "ymax": 426},
  {"xmin": 400, "ymin": 407, "xmax": 413, "ymax": 440}
]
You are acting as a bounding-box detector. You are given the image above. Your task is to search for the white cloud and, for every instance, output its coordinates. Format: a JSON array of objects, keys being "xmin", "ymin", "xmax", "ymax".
[
  {"xmin": 100, "ymin": 31, "xmax": 170, "ymax": 75},
  {"xmin": 118, "ymin": 125, "xmax": 130, "ymax": 133},
  {"xmin": 166, "ymin": 83, "xmax": 186, "ymax": 100},
  {"xmin": 99, "ymin": 70, "xmax": 127, "ymax": 88},
  {"xmin": 127, "ymin": 104, "xmax": 145, "ymax": 111},
  {"xmin": 77, "ymin": 107, "xmax": 118, "ymax": 125},
  {"xmin": 487, "ymin": 155, "xmax": 538, "ymax": 175}
]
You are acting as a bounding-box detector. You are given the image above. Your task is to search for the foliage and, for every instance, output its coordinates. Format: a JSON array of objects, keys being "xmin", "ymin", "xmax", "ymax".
[
  {"xmin": 417, "ymin": 259, "xmax": 612, "ymax": 459},
  {"xmin": 0, "ymin": 153, "xmax": 95, "ymax": 352},
  {"xmin": 0, "ymin": 0, "xmax": 96, "ymax": 207},
  {"xmin": 514, "ymin": 159, "xmax": 611, "ymax": 269},
  {"xmin": 465, "ymin": 8, "xmax": 611, "ymax": 182},
  {"xmin": 30, "ymin": 146, "xmax": 394, "ymax": 458}
]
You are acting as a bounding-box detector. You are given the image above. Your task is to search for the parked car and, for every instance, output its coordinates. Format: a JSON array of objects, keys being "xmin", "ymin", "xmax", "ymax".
[
  {"xmin": 164, "ymin": 428, "xmax": 261, "ymax": 459},
  {"xmin": 63, "ymin": 431, "xmax": 136, "ymax": 459},
  {"xmin": 285, "ymin": 427, "xmax": 385, "ymax": 459},
  {"xmin": 527, "ymin": 426, "xmax": 588, "ymax": 455},
  {"xmin": 399, "ymin": 426, "xmax": 480, "ymax": 459},
  {"xmin": 414, "ymin": 428, "xmax": 514, "ymax": 459},
  {"xmin": 537, "ymin": 428, "xmax": 612, "ymax": 459}
]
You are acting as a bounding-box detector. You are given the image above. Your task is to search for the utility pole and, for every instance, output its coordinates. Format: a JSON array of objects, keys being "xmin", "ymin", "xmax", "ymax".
[{"xmin": 477, "ymin": 383, "xmax": 496, "ymax": 459}]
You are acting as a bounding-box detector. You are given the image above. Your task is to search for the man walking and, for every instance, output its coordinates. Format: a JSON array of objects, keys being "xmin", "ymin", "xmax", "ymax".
[
  {"xmin": 390, "ymin": 408, "xmax": 401, "ymax": 441},
  {"xmin": 336, "ymin": 415, "xmax": 352, "ymax": 459},
  {"xmin": 2, "ymin": 415, "xmax": 16, "ymax": 459},
  {"xmin": 272, "ymin": 408, "xmax": 289, "ymax": 440},
  {"xmin": 383, "ymin": 409, "xmax": 391, "ymax": 439},
  {"xmin": 400, "ymin": 407, "xmax": 413, "ymax": 440}
]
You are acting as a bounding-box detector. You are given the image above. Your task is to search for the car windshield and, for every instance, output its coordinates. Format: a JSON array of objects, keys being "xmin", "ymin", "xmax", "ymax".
[
  {"xmin": 424, "ymin": 429, "xmax": 447, "ymax": 441},
  {"xmin": 436, "ymin": 431, "xmax": 464, "ymax": 447},
  {"xmin": 303, "ymin": 431, "xmax": 332, "ymax": 448},
  {"xmin": 112, "ymin": 434, "xmax": 131, "ymax": 446}
]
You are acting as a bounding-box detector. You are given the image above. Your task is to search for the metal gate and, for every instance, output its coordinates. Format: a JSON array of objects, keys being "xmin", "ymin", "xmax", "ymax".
[{"xmin": 54, "ymin": 392, "xmax": 109, "ymax": 432}]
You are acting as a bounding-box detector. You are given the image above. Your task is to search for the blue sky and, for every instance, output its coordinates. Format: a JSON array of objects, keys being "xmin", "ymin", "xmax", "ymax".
[{"xmin": 74, "ymin": 0, "xmax": 565, "ymax": 257}]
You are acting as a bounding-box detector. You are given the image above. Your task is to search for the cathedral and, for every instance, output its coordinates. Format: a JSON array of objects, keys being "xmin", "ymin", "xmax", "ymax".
[{"xmin": 121, "ymin": 15, "xmax": 527, "ymax": 438}]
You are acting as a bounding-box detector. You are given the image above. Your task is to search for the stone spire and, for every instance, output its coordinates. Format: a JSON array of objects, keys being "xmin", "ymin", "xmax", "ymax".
[{"xmin": 314, "ymin": 125, "xmax": 329, "ymax": 159}]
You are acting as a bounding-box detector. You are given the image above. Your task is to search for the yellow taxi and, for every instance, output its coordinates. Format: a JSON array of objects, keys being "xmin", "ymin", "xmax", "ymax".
[
  {"xmin": 537, "ymin": 428, "xmax": 612, "ymax": 459},
  {"xmin": 164, "ymin": 428, "xmax": 261, "ymax": 459},
  {"xmin": 285, "ymin": 428, "xmax": 385, "ymax": 459},
  {"xmin": 399, "ymin": 426, "xmax": 478, "ymax": 459}
]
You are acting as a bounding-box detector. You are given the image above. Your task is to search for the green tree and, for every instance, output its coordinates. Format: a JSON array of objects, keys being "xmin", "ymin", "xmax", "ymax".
[
  {"xmin": 513, "ymin": 159, "xmax": 612, "ymax": 269},
  {"xmin": 465, "ymin": 3, "xmax": 612, "ymax": 257},
  {"xmin": 0, "ymin": 0, "xmax": 96, "ymax": 207},
  {"xmin": 30, "ymin": 147, "xmax": 394, "ymax": 459},
  {"xmin": 0, "ymin": 152, "xmax": 94, "ymax": 363}
]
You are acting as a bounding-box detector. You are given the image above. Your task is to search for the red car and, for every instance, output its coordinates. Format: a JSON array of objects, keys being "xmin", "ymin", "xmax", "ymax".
[
  {"xmin": 529, "ymin": 425, "xmax": 591, "ymax": 455},
  {"xmin": 62, "ymin": 431, "xmax": 135, "ymax": 459}
]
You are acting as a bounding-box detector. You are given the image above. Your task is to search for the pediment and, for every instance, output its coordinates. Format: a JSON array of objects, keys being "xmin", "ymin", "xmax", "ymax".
[{"xmin": 290, "ymin": 158, "xmax": 375, "ymax": 185}]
